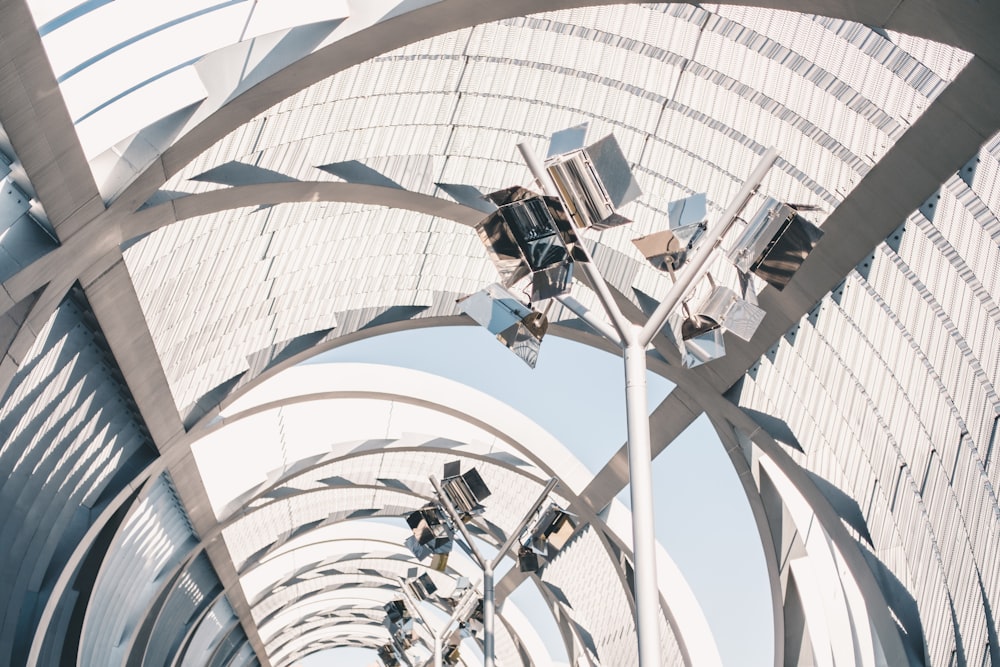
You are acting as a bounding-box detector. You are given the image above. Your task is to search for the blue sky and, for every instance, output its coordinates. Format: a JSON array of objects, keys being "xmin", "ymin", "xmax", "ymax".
[{"xmin": 294, "ymin": 325, "xmax": 771, "ymax": 666}]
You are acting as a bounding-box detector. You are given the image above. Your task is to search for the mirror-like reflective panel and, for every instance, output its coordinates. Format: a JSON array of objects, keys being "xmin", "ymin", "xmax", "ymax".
[
  {"xmin": 545, "ymin": 132, "xmax": 641, "ymax": 230},
  {"xmin": 632, "ymin": 221, "xmax": 708, "ymax": 273},
  {"xmin": 723, "ymin": 297, "xmax": 767, "ymax": 342},
  {"xmin": 547, "ymin": 122, "xmax": 588, "ymax": 158},
  {"xmin": 668, "ymin": 192, "xmax": 708, "ymax": 229},
  {"xmin": 529, "ymin": 261, "xmax": 573, "ymax": 302},
  {"xmin": 729, "ymin": 198, "xmax": 823, "ymax": 290},
  {"xmin": 751, "ymin": 214, "xmax": 824, "ymax": 290},
  {"xmin": 458, "ymin": 285, "xmax": 548, "ymax": 368},
  {"xmin": 585, "ymin": 134, "xmax": 643, "ymax": 209}
]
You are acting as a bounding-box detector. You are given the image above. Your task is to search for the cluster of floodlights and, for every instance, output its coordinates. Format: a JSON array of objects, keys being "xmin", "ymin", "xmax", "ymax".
[
  {"xmin": 443, "ymin": 578, "xmax": 484, "ymax": 664},
  {"xmin": 459, "ymin": 124, "xmax": 822, "ymax": 369},
  {"xmin": 404, "ymin": 462, "xmax": 492, "ymax": 570},
  {"xmin": 385, "ymin": 573, "xmax": 480, "ymax": 666},
  {"xmin": 379, "ymin": 599, "xmax": 414, "ymax": 666}
]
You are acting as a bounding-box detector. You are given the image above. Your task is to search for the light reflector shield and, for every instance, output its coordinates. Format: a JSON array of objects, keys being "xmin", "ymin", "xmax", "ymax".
[
  {"xmin": 724, "ymin": 296, "xmax": 767, "ymax": 342},
  {"xmin": 667, "ymin": 192, "xmax": 708, "ymax": 229},
  {"xmin": 586, "ymin": 134, "xmax": 643, "ymax": 209},
  {"xmin": 457, "ymin": 284, "xmax": 548, "ymax": 368},
  {"xmin": 632, "ymin": 221, "xmax": 707, "ymax": 273},
  {"xmin": 547, "ymin": 123, "xmax": 588, "ymax": 158},
  {"xmin": 729, "ymin": 198, "xmax": 823, "ymax": 290},
  {"xmin": 752, "ymin": 214, "xmax": 824, "ymax": 290},
  {"xmin": 545, "ymin": 133, "xmax": 641, "ymax": 230},
  {"xmin": 529, "ymin": 261, "xmax": 574, "ymax": 302}
]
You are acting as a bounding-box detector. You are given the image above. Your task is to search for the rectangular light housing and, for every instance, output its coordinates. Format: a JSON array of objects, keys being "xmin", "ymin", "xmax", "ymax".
[
  {"xmin": 545, "ymin": 133, "xmax": 641, "ymax": 230},
  {"xmin": 458, "ymin": 284, "xmax": 548, "ymax": 368},
  {"xmin": 729, "ymin": 198, "xmax": 823, "ymax": 290}
]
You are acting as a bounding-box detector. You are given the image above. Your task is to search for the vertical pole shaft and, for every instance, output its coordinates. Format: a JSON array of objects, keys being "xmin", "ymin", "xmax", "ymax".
[
  {"xmin": 624, "ymin": 334, "xmax": 660, "ymax": 667},
  {"xmin": 483, "ymin": 565, "xmax": 496, "ymax": 667},
  {"xmin": 433, "ymin": 639, "xmax": 442, "ymax": 667},
  {"xmin": 516, "ymin": 141, "xmax": 558, "ymax": 195}
]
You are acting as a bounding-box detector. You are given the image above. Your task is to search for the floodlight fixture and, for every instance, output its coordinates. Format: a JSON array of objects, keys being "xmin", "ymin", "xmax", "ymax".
[
  {"xmin": 518, "ymin": 503, "xmax": 576, "ymax": 571},
  {"xmin": 457, "ymin": 284, "xmax": 548, "ymax": 368},
  {"xmin": 406, "ymin": 505, "xmax": 453, "ymax": 555},
  {"xmin": 460, "ymin": 598, "xmax": 485, "ymax": 636},
  {"xmin": 441, "ymin": 461, "xmax": 491, "ymax": 516},
  {"xmin": 405, "ymin": 571, "xmax": 438, "ymax": 601},
  {"xmin": 668, "ymin": 309, "xmax": 726, "ymax": 369},
  {"xmin": 632, "ymin": 224, "xmax": 706, "ymax": 274},
  {"xmin": 632, "ymin": 193, "xmax": 709, "ymax": 273},
  {"xmin": 377, "ymin": 644, "xmax": 399, "ymax": 666},
  {"xmin": 537, "ymin": 505, "xmax": 576, "ymax": 551},
  {"xmin": 544, "ymin": 124, "xmax": 642, "ymax": 230},
  {"xmin": 443, "ymin": 644, "xmax": 461, "ymax": 665},
  {"xmin": 384, "ymin": 599, "xmax": 411, "ymax": 626},
  {"xmin": 516, "ymin": 544, "xmax": 540, "ymax": 573},
  {"xmin": 476, "ymin": 186, "xmax": 582, "ymax": 300},
  {"xmin": 729, "ymin": 198, "xmax": 823, "ymax": 290},
  {"xmin": 681, "ymin": 283, "xmax": 766, "ymax": 343}
]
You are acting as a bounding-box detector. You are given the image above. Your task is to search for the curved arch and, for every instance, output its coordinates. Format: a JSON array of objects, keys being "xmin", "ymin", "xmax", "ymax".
[
  {"xmin": 26, "ymin": 462, "xmax": 157, "ymax": 666},
  {"xmin": 4, "ymin": 2, "xmax": 1000, "ymax": 665},
  {"xmin": 180, "ymin": 362, "xmax": 719, "ymax": 664},
  {"xmin": 126, "ymin": 181, "xmax": 483, "ymax": 243},
  {"xmin": 106, "ymin": 0, "xmax": 996, "ymax": 216}
]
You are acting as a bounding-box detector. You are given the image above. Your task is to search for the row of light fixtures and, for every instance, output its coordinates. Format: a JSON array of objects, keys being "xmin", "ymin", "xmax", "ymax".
[
  {"xmin": 458, "ymin": 123, "xmax": 822, "ymax": 369},
  {"xmin": 388, "ymin": 464, "xmax": 573, "ymax": 665}
]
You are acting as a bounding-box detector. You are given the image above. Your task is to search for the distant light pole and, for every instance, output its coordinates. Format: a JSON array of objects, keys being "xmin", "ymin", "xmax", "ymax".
[
  {"xmin": 398, "ymin": 577, "xmax": 478, "ymax": 667},
  {"xmin": 428, "ymin": 475, "xmax": 559, "ymax": 667}
]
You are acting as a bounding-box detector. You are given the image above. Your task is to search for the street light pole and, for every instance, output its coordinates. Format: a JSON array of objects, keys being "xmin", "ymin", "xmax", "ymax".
[
  {"xmin": 515, "ymin": 142, "xmax": 779, "ymax": 666},
  {"xmin": 399, "ymin": 579, "xmax": 479, "ymax": 667},
  {"xmin": 430, "ymin": 476, "xmax": 559, "ymax": 667}
]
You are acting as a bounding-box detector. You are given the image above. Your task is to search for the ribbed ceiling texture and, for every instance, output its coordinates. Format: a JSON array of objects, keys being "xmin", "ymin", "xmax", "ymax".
[{"xmin": 1, "ymin": 1, "xmax": 999, "ymax": 666}]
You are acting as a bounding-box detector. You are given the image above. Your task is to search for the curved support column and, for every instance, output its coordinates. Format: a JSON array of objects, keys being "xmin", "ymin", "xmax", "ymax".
[
  {"xmin": 26, "ymin": 465, "xmax": 153, "ymax": 666},
  {"xmin": 707, "ymin": 412, "xmax": 785, "ymax": 667}
]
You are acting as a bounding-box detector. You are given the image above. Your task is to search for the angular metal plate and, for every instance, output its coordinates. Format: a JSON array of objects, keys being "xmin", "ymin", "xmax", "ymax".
[
  {"xmin": 584, "ymin": 133, "xmax": 642, "ymax": 208},
  {"xmin": 547, "ymin": 123, "xmax": 589, "ymax": 158},
  {"xmin": 752, "ymin": 215, "xmax": 824, "ymax": 291},
  {"xmin": 724, "ymin": 297, "xmax": 766, "ymax": 342},
  {"xmin": 667, "ymin": 192, "xmax": 707, "ymax": 229}
]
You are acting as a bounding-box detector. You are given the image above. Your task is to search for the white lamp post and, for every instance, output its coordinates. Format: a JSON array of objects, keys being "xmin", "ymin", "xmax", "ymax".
[{"xmin": 512, "ymin": 141, "xmax": 781, "ymax": 667}]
